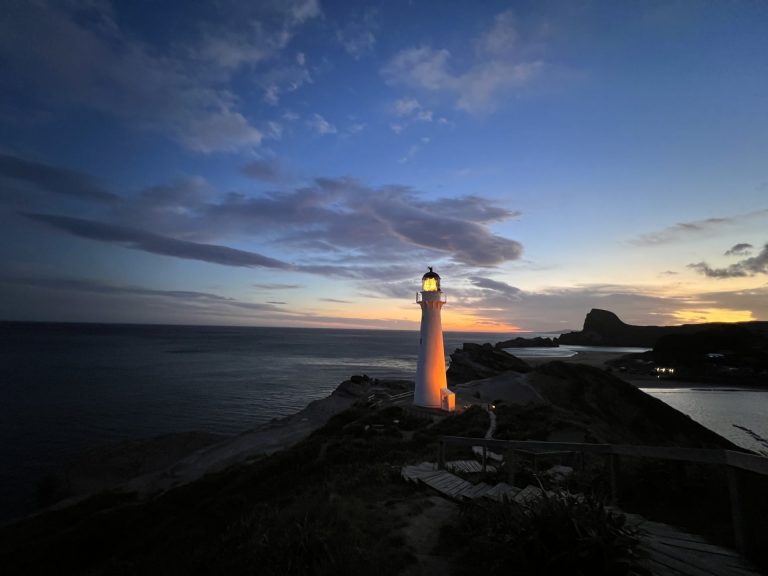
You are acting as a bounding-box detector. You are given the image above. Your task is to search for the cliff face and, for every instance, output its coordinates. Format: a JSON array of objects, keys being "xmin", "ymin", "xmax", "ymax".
[{"xmin": 557, "ymin": 308, "xmax": 768, "ymax": 348}]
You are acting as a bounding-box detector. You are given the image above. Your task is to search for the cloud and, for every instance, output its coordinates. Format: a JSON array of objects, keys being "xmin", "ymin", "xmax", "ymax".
[
  {"xmin": 0, "ymin": 0, "xmax": 321, "ymax": 153},
  {"xmin": 725, "ymin": 243, "xmax": 753, "ymax": 256},
  {"xmin": 0, "ymin": 272, "xmax": 337, "ymax": 326},
  {"xmin": 257, "ymin": 63, "xmax": 313, "ymax": 106},
  {"xmin": 25, "ymin": 213, "xmax": 292, "ymax": 269},
  {"xmin": 287, "ymin": 0, "xmax": 322, "ymax": 24},
  {"xmin": 307, "ymin": 113, "xmax": 337, "ymax": 135},
  {"xmin": 381, "ymin": 10, "xmax": 543, "ymax": 113},
  {"xmin": 469, "ymin": 276, "xmax": 522, "ymax": 298},
  {"xmin": 399, "ymin": 143, "xmax": 423, "ymax": 164},
  {"xmin": 689, "ymin": 243, "xmax": 768, "ymax": 278},
  {"xmin": 241, "ymin": 158, "xmax": 288, "ymax": 183},
  {"xmin": 214, "ymin": 177, "xmax": 523, "ymax": 267},
  {"xmin": 0, "ymin": 154, "xmax": 118, "ymax": 204},
  {"xmin": 320, "ymin": 297, "xmax": 353, "ymax": 303},
  {"xmin": 476, "ymin": 10, "xmax": 519, "ymax": 55},
  {"xmin": 394, "ymin": 98, "xmax": 422, "ymax": 117},
  {"xmin": 336, "ymin": 8, "xmax": 377, "ymax": 59},
  {"xmin": 13, "ymin": 155, "xmax": 524, "ymax": 275},
  {"xmin": 205, "ymin": 180, "xmax": 522, "ymax": 267},
  {"xmin": 347, "ymin": 122, "xmax": 366, "ymax": 134},
  {"xmin": 173, "ymin": 109, "xmax": 263, "ymax": 153},
  {"xmin": 0, "ymin": 270, "xmax": 421, "ymax": 328},
  {"xmin": 391, "ymin": 98, "xmax": 435, "ymax": 131},
  {"xmin": 630, "ymin": 209, "xmax": 768, "ymax": 245},
  {"xmin": 253, "ymin": 283, "xmax": 301, "ymax": 290},
  {"xmin": 362, "ymin": 189, "xmax": 522, "ymax": 266},
  {"xmin": 0, "ymin": 273, "xmax": 267, "ymax": 306}
]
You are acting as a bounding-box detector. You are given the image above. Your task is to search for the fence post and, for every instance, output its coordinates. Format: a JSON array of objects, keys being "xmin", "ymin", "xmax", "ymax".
[
  {"xmin": 507, "ymin": 450, "xmax": 517, "ymax": 486},
  {"xmin": 438, "ymin": 439, "xmax": 446, "ymax": 470},
  {"xmin": 727, "ymin": 466, "xmax": 746, "ymax": 554},
  {"xmin": 609, "ymin": 453, "xmax": 620, "ymax": 505}
]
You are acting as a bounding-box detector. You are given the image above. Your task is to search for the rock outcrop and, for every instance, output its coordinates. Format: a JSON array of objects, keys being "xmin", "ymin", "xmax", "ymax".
[
  {"xmin": 495, "ymin": 336, "xmax": 557, "ymax": 349},
  {"xmin": 447, "ymin": 343, "xmax": 530, "ymax": 385}
]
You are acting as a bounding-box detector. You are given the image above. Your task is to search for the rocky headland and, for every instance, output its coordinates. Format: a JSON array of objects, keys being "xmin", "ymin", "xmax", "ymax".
[
  {"xmin": 557, "ymin": 308, "xmax": 768, "ymax": 349},
  {"xmin": 493, "ymin": 309, "xmax": 768, "ymax": 384}
]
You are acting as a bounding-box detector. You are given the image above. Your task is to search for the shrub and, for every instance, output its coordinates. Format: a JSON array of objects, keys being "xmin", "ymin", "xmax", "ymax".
[{"xmin": 443, "ymin": 492, "xmax": 648, "ymax": 576}]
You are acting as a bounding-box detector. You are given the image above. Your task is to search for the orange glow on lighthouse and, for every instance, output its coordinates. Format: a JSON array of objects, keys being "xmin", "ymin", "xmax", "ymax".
[{"xmin": 414, "ymin": 267, "xmax": 453, "ymax": 410}]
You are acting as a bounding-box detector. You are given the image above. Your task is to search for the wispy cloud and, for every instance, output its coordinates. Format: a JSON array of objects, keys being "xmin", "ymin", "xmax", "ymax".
[
  {"xmin": 381, "ymin": 10, "xmax": 544, "ymax": 113},
  {"xmin": 307, "ymin": 113, "xmax": 337, "ymax": 135},
  {"xmin": 253, "ymin": 283, "xmax": 301, "ymax": 290},
  {"xmin": 391, "ymin": 97, "xmax": 436, "ymax": 133},
  {"xmin": 629, "ymin": 209, "xmax": 768, "ymax": 246},
  {"xmin": 689, "ymin": 243, "xmax": 768, "ymax": 278},
  {"xmin": 336, "ymin": 8, "xmax": 377, "ymax": 59},
  {"xmin": 0, "ymin": 154, "xmax": 118, "ymax": 204},
  {"xmin": 241, "ymin": 158, "xmax": 289, "ymax": 183},
  {"xmin": 0, "ymin": 1, "xmax": 322, "ymax": 153},
  {"xmin": 25, "ymin": 213, "xmax": 293, "ymax": 269},
  {"xmin": 469, "ymin": 276, "xmax": 522, "ymax": 298},
  {"xmin": 0, "ymin": 271, "xmax": 419, "ymax": 328},
  {"xmin": 725, "ymin": 242, "xmax": 753, "ymax": 256},
  {"xmin": 0, "ymin": 273, "xmax": 274, "ymax": 308},
  {"xmin": 393, "ymin": 97, "xmax": 433, "ymax": 122},
  {"xmin": 14, "ymin": 155, "xmax": 524, "ymax": 275}
]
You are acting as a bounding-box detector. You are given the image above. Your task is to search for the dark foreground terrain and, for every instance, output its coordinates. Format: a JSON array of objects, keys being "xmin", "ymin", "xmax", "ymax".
[{"xmin": 2, "ymin": 350, "xmax": 767, "ymax": 575}]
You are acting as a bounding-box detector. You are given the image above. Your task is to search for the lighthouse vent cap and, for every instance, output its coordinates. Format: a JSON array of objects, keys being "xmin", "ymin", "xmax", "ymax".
[{"xmin": 421, "ymin": 266, "xmax": 441, "ymax": 292}]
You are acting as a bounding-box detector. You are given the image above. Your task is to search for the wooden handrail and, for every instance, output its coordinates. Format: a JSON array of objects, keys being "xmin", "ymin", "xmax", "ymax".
[
  {"xmin": 436, "ymin": 435, "xmax": 768, "ymax": 555},
  {"xmin": 437, "ymin": 436, "xmax": 768, "ymax": 475}
]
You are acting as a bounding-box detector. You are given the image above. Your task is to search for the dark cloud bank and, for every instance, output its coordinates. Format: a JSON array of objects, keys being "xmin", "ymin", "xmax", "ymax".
[{"xmin": 11, "ymin": 154, "xmax": 524, "ymax": 275}]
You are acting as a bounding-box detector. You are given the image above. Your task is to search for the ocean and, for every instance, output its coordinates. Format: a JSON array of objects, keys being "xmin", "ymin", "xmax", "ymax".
[{"xmin": 1, "ymin": 322, "xmax": 767, "ymax": 522}]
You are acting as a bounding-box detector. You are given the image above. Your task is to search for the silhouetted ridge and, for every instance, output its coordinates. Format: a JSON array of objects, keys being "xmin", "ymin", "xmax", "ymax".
[{"xmin": 557, "ymin": 308, "xmax": 768, "ymax": 348}]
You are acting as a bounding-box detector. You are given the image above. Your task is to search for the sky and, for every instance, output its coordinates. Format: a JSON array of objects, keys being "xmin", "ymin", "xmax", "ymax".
[{"xmin": 1, "ymin": 0, "xmax": 767, "ymax": 332}]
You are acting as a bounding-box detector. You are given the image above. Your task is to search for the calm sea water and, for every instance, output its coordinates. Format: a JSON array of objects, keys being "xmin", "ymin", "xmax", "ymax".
[{"xmin": 1, "ymin": 322, "xmax": 766, "ymax": 522}]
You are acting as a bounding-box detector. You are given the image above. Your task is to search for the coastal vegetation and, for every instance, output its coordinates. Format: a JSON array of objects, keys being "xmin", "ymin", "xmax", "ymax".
[{"xmin": 442, "ymin": 492, "xmax": 648, "ymax": 576}]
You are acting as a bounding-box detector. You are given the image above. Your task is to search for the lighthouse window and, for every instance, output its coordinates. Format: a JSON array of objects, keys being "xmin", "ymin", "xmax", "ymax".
[{"xmin": 422, "ymin": 277, "xmax": 438, "ymax": 292}]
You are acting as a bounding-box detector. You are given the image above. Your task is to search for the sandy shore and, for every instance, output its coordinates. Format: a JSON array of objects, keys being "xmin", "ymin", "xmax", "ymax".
[{"xmin": 520, "ymin": 349, "xmax": 626, "ymax": 369}]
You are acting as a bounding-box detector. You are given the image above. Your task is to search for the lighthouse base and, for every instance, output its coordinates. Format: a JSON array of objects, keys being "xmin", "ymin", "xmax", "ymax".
[{"xmin": 440, "ymin": 388, "xmax": 456, "ymax": 412}]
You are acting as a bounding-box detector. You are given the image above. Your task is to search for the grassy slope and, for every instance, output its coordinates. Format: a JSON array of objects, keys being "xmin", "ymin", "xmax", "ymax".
[{"xmin": 0, "ymin": 405, "xmax": 488, "ymax": 575}]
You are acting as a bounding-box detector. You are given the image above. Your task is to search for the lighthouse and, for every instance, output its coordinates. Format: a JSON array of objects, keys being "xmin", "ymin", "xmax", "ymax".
[{"xmin": 415, "ymin": 267, "xmax": 454, "ymax": 411}]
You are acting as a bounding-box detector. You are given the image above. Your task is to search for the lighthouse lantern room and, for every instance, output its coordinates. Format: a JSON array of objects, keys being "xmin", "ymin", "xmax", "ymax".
[{"xmin": 414, "ymin": 267, "xmax": 452, "ymax": 410}]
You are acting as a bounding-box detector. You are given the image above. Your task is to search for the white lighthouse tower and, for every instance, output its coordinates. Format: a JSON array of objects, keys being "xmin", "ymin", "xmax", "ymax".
[{"xmin": 415, "ymin": 267, "xmax": 454, "ymax": 411}]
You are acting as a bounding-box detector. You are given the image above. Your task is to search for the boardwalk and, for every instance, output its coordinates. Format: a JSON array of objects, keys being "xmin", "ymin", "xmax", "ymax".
[
  {"xmin": 402, "ymin": 462, "xmax": 761, "ymax": 575},
  {"xmin": 401, "ymin": 462, "xmax": 516, "ymax": 501},
  {"xmin": 620, "ymin": 511, "xmax": 760, "ymax": 576}
]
